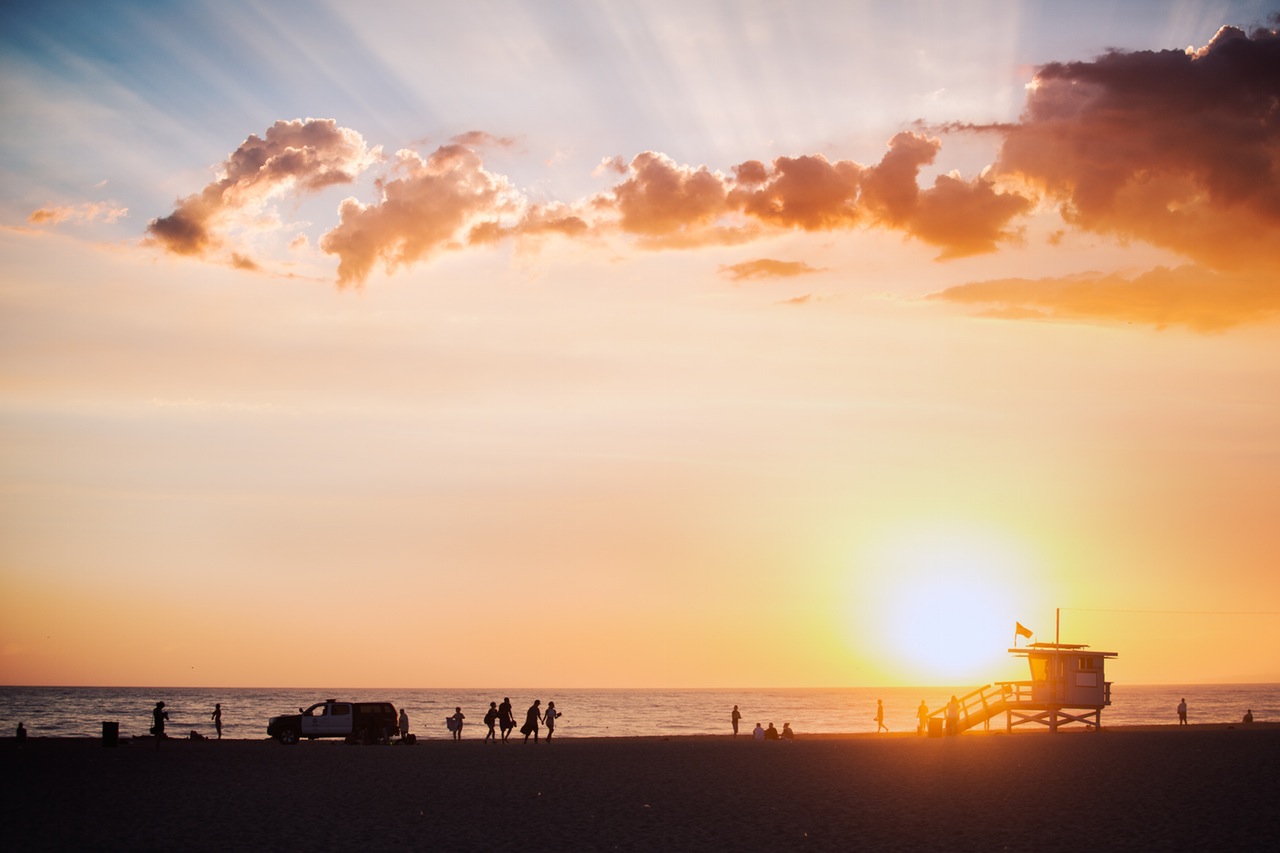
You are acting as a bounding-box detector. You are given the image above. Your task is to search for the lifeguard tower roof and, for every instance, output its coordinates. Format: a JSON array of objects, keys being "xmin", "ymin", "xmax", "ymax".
[{"xmin": 1008, "ymin": 642, "xmax": 1116, "ymax": 654}]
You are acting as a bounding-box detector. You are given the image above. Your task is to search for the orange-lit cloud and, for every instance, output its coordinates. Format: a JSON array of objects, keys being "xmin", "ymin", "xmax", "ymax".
[
  {"xmin": 995, "ymin": 25, "xmax": 1280, "ymax": 271},
  {"xmin": 146, "ymin": 118, "xmax": 377, "ymax": 257},
  {"xmin": 28, "ymin": 202, "xmax": 128, "ymax": 225},
  {"xmin": 931, "ymin": 266, "xmax": 1280, "ymax": 331},
  {"xmin": 720, "ymin": 258, "xmax": 823, "ymax": 281},
  {"xmin": 319, "ymin": 145, "xmax": 525, "ymax": 286}
]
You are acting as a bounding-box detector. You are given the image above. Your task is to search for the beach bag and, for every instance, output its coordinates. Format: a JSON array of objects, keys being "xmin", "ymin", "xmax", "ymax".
[
  {"xmin": 520, "ymin": 722, "xmax": 532, "ymax": 735},
  {"xmin": 446, "ymin": 717, "xmax": 459, "ymax": 732}
]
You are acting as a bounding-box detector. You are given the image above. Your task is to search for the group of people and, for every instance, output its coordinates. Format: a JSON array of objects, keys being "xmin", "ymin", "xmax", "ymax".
[
  {"xmin": 731, "ymin": 706, "xmax": 795, "ymax": 740},
  {"xmin": 470, "ymin": 698, "xmax": 562, "ymax": 743}
]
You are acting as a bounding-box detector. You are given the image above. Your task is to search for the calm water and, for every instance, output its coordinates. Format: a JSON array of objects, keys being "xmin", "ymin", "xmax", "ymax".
[{"xmin": 2, "ymin": 684, "xmax": 1275, "ymax": 740}]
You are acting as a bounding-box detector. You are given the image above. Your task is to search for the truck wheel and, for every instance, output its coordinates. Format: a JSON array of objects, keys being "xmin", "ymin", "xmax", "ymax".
[{"xmin": 278, "ymin": 728, "xmax": 300, "ymax": 745}]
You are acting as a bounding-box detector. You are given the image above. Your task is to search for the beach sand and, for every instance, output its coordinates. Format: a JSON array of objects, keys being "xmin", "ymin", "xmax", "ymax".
[{"xmin": 3, "ymin": 725, "xmax": 1277, "ymax": 851}]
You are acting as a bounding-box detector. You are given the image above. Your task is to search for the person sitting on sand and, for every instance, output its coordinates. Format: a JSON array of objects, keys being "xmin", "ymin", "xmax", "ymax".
[
  {"xmin": 752, "ymin": 722, "xmax": 765, "ymax": 740},
  {"xmin": 484, "ymin": 702, "xmax": 499, "ymax": 743},
  {"xmin": 781, "ymin": 722, "xmax": 794, "ymax": 740},
  {"xmin": 1243, "ymin": 709, "xmax": 1254, "ymax": 724},
  {"xmin": 522, "ymin": 700, "xmax": 542, "ymax": 743},
  {"xmin": 1177, "ymin": 698, "xmax": 1188, "ymax": 726},
  {"xmin": 765, "ymin": 722, "xmax": 779, "ymax": 740}
]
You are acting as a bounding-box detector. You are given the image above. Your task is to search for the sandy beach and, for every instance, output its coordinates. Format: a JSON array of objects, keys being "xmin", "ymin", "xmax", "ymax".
[{"xmin": 3, "ymin": 725, "xmax": 1277, "ymax": 851}]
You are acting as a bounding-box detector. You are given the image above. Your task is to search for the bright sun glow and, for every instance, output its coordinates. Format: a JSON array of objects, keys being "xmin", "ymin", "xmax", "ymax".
[{"xmin": 847, "ymin": 526, "xmax": 1035, "ymax": 686}]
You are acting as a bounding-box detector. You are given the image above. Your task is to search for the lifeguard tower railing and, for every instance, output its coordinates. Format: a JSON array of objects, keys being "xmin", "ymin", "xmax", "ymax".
[{"xmin": 927, "ymin": 679, "xmax": 1114, "ymax": 734}]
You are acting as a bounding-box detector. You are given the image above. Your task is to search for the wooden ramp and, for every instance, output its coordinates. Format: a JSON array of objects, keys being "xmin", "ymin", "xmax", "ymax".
[{"xmin": 928, "ymin": 681, "xmax": 1109, "ymax": 734}]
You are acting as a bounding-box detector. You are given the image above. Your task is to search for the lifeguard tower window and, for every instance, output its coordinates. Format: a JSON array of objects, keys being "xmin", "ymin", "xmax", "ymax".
[{"xmin": 1079, "ymin": 657, "xmax": 1098, "ymax": 670}]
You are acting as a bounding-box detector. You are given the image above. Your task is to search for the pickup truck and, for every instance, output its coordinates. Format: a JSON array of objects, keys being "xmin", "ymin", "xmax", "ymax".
[{"xmin": 267, "ymin": 699, "xmax": 399, "ymax": 744}]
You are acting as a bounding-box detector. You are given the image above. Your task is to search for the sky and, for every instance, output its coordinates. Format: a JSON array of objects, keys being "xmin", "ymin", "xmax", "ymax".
[{"xmin": 2, "ymin": 0, "xmax": 1279, "ymax": 690}]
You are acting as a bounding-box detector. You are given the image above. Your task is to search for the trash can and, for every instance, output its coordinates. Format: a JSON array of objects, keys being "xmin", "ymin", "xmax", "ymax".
[
  {"xmin": 102, "ymin": 721, "xmax": 119, "ymax": 747},
  {"xmin": 927, "ymin": 718, "xmax": 943, "ymax": 738}
]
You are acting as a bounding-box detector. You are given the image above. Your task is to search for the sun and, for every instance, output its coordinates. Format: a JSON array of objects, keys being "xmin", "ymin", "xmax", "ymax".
[{"xmin": 845, "ymin": 524, "xmax": 1035, "ymax": 686}]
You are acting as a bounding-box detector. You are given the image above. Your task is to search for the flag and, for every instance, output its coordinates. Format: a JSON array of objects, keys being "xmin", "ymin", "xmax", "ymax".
[{"xmin": 1015, "ymin": 622, "xmax": 1033, "ymax": 639}]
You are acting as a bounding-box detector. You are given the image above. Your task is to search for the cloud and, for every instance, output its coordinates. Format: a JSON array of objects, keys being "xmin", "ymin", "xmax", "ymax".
[
  {"xmin": 28, "ymin": 202, "xmax": 128, "ymax": 225},
  {"xmin": 720, "ymin": 259, "xmax": 824, "ymax": 281},
  {"xmin": 146, "ymin": 118, "xmax": 377, "ymax": 257},
  {"xmin": 930, "ymin": 266, "xmax": 1280, "ymax": 331},
  {"xmin": 995, "ymin": 25, "xmax": 1280, "ymax": 272},
  {"xmin": 319, "ymin": 144, "xmax": 525, "ymax": 287}
]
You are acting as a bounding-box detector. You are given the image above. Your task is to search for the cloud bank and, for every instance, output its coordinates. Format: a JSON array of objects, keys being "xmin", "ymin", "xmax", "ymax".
[{"xmin": 145, "ymin": 25, "xmax": 1280, "ymax": 328}]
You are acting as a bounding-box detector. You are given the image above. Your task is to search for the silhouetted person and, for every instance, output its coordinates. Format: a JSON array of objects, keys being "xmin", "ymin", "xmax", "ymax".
[
  {"xmin": 211, "ymin": 703, "xmax": 222, "ymax": 739},
  {"xmin": 152, "ymin": 701, "xmax": 169, "ymax": 749},
  {"xmin": 16, "ymin": 722, "xmax": 26, "ymax": 743},
  {"xmin": 781, "ymin": 722, "xmax": 794, "ymax": 740},
  {"xmin": 765, "ymin": 722, "xmax": 779, "ymax": 740},
  {"xmin": 544, "ymin": 701, "xmax": 561, "ymax": 741},
  {"xmin": 752, "ymin": 722, "xmax": 764, "ymax": 740},
  {"xmin": 450, "ymin": 707, "xmax": 465, "ymax": 740},
  {"xmin": 1177, "ymin": 698, "xmax": 1188, "ymax": 726},
  {"xmin": 917, "ymin": 700, "xmax": 929, "ymax": 735},
  {"xmin": 946, "ymin": 695, "xmax": 960, "ymax": 736},
  {"xmin": 875, "ymin": 699, "xmax": 888, "ymax": 732},
  {"xmin": 399, "ymin": 707, "xmax": 409, "ymax": 739},
  {"xmin": 523, "ymin": 700, "xmax": 542, "ymax": 743},
  {"xmin": 1243, "ymin": 709, "xmax": 1254, "ymax": 724},
  {"xmin": 498, "ymin": 697, "xmax": 515, "ymax": 742},
  {"xmin": 731, "ymin": 704, "xmax": 741, "ymax": 736},
  {"xmin": 484, "ymin": 702, "xmax": 499, "ymax": 743}
]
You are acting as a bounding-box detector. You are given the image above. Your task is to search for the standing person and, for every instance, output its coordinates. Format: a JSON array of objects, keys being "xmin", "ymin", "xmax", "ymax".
[
  {"xmin": 152, "ymin": 702, "xmax": 169, "ymax": 750},
  {"xmin": 916, "ymin": 700, "xmax": 929, "ymax": 735},
  {"xmin": 875, "ymin": 699, "xmax": 888, "ymax": 733},
  {"xmin": 398, "ymin": 707, "xmax": 410, "ymax": 740},
  {"xmin": 522, "ymin": 699, "xmax": 542, "ymax": 743},
  {"xmin": 16, "ymin": 722, "xmax": 27, "ymax": 743},
  {"xmin": 945, "ymin": 695, "xmax": 960, "ymax": 736},
  {"xmin": 1177, "ymin": 698, "xmax": 1188, "ymax": 726},
  {"xmin": 498, "ymin": 697, "xmax": 515, "ymax": 743},
  {"xmin": 211, "ymin": 703, "xmax": 223, "ymax": 739},
  {"xmin": 450, "ymin": 707, "xmax": 465, "ymax": 740},
  {"xmin": 731, "ymin": 705, "xmax": 741, "ymax": 736},
  {"xmin": 544, "ymin": 701, "xmax": 561, "ymax": 742},
  {"xmin": 483, "ymin": 702, "xmax": 499, "ymax": 743}
]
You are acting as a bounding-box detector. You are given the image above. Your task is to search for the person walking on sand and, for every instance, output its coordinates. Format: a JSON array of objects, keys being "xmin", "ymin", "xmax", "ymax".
[
  {"xmin": 398, "ymin": 707, "xmax": 409, "ymax": 739},
  {"xmin": 522, "ymin": 699, "xmax": 542, "ymax": 743},
  {"xmin": 731, "ymin": 704, "xmax": 741, "ymax": 736},
  {"xmin": 211, "ymin": 703, "xmax": 222, "ymax": 739},
  {"xmin": 152, "ymin": 701, "xmax": 169, "ymax": 750},
  {"xmin": 875, "ymin": 699, "xmax": 888, "ymax": 733},
  {"xmin": 945, "ymin": 695, "xmax": 960, "ymax": 736},
  {"xmin": 450, "ymin": 707, "xmax": 465, "ymax": 740},
  {"xmin": 544, "ymin": 701, "xmax": 562, "ymax": 741},
  {"xmin": 1177, "ymin": 698, "xmax": 1188, "ymax": 726},
  {"xmin": 484, "ymin": 702, "xmax": 499, "ymax": 743},
  {"xmin": 498, "ymin": 697, "xmax": 515, "ymax": 743},
  {"xmin": 917, "ymin": 700, "xmax": 929, "ymax": 735}
]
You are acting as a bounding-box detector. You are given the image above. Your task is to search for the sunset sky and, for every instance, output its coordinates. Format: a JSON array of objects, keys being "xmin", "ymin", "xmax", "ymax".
[{"xmin": 2, "ymin": 0, "xmax": 1278, "ymax": 690}]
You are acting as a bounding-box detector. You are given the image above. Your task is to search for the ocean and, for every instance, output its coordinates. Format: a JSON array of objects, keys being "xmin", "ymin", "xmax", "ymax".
[{"xmin": 2, "ymin": 684, "xmax": 1276, "ymax": 740}]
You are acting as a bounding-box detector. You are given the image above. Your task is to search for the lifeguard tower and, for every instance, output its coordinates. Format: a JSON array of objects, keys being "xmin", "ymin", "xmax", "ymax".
[{"xmin": 928, "ymin": 632, "xmax": 1117, "ymax": 734}]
